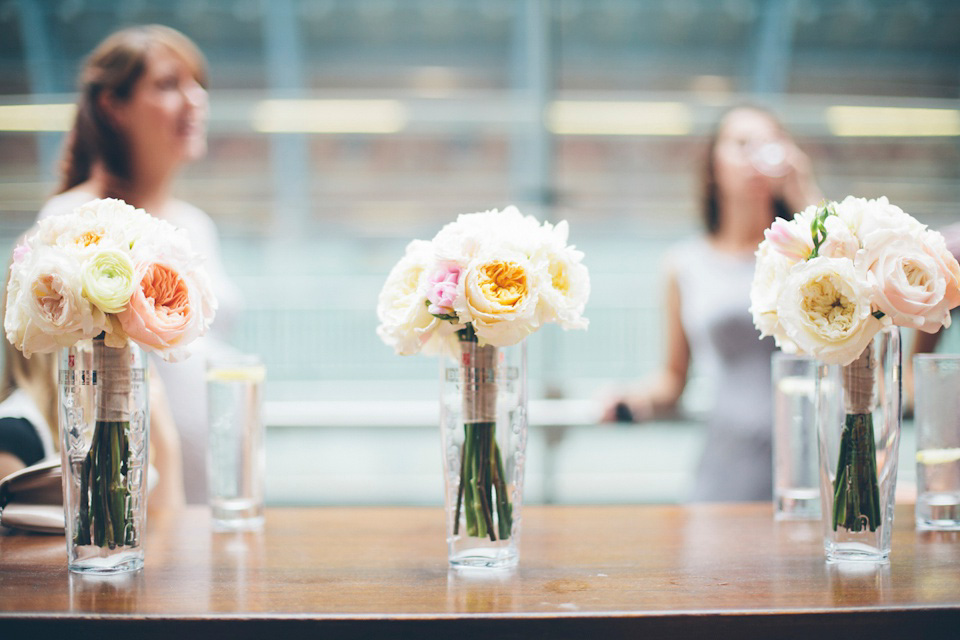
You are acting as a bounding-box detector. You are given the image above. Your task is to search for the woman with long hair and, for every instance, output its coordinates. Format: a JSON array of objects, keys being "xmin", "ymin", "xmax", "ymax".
[
  {"xmin": 36, "ymin": 25, "xmax": 241, "ymax": 502},
  {"xmin": 604, "ymin": 105, "xmax": 822, "ymax": 501}
]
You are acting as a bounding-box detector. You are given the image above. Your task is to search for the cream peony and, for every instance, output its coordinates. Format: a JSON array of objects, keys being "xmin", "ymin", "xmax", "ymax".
[
  {"xmin": 455, "ymin": 251, "xmax": 543, "ymax": 347},
  {"xmin": 5, "ymin": 250, "xmax": 106, "ymax": 357},
  {"xmin": 776, "ymin": 257, "xmax": 882, "ymax": 366}
]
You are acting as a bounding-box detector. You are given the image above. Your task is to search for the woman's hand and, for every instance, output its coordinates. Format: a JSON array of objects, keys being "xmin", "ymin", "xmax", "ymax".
[{"xmin": 778, "ymin": 142, "xmax": 823, "ymax": 211}]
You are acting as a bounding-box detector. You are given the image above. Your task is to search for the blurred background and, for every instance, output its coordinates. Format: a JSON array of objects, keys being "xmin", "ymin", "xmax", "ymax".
[{"xmin": 1, "ymin": 0, "xmax": 958, "ymax": 504}]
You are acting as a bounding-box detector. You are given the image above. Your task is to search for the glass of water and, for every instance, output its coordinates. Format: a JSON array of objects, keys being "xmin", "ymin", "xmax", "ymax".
[
  {"xmin": 914, "ymin": 354, "xmax": 960, "ymax": 531},
  {"xmin": 206, "ymin": 353, "xmax": 266, "ymax": 531},
  {"xmin": 772, "ymin": 352, "xmax": 820, "ymax": 520}
]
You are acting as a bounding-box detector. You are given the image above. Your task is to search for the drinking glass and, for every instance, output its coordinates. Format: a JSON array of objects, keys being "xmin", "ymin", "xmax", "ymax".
[
  {"xmin": 772, "ymin": 352, "xmax": 820, "ymax": 520},
  {"xmin": 206, "ymin": 353, "xmax": 266, "ymax": 531},
  {"xmin": 914, "ymin": 355, "xmax": 960, "ymax": 531}
]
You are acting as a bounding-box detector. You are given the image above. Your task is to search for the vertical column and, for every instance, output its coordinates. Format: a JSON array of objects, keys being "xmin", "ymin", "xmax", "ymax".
[
  {"xmin": 263, "ymin": 0, "xmax": 311, "ymax": 243},
  {"xmin": 749, "ymin": 0, "xmax": 797, "ymax": 97},
  {"xmin": 509, "ymin": 0, "xmax": 553, "ymax": 218},
  {"xmin": 16, "ymin": 0, "xmax": 62, "ymax": 182}
]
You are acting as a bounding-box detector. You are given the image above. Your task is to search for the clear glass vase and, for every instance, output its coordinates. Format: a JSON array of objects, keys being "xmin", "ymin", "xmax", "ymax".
[
  {"xmin": 816, "ymin": 326, "xmax": 901, "ymax": 563},
  {"xmin": 440, "ymin": 328, "xmax": 527, "ymax": 569},
  {"xmin": 59, "ymin": 336, "xmax": 149, "ymax": 574}
]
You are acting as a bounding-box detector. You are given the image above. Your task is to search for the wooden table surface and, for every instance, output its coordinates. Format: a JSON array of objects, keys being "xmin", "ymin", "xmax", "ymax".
[{"xmin": 2, "ymin": 503, "xmax": 959, "ymax": 638}]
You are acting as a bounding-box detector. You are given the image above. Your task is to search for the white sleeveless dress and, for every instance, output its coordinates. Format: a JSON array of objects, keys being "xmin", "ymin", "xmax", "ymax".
[{"xmin": 666, "ymin": 237, "xmax": 776, "ymax": 502}]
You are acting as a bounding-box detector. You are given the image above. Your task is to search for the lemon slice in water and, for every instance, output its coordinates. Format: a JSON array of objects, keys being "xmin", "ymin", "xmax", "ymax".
[
  {"xmin": 206, "ymin": 365, "xmax": 266, "ymax": 383},
  {"xmin": 916, "ymin": 448, "xmax": 960, "ymax": 465}
]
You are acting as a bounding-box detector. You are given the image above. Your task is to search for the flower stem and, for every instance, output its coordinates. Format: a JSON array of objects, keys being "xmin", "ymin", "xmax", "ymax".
[
  {"xmin": 832, "ymin": 413, "xmax": 881, "ymax": 532},
  {"xmin": 454, "ymin": 325, "xmax": 513, "ymax": 542}
]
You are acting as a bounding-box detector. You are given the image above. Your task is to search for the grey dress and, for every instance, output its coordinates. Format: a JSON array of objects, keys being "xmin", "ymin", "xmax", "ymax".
[{"xmin": 667, "ymin": 237, "xmax": 776, "ymax": 502}]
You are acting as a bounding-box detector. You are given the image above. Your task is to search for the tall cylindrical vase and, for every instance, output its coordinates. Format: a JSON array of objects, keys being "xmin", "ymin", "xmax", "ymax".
[
  {"xmin": 59, "ymin": 336, "xmax": 149, "ymax": 574},
  {"xmin": 816, "ymin": 326, "xmax": 901, "ymax": 563},
  {"xmin": 440, "ymin": 328, "xmax": 527, "ymax": 569}
]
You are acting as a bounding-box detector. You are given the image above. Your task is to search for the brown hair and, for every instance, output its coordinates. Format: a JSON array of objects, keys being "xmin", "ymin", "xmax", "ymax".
[
  {"xmin": 57, "ymin": 25, "xmax": 207, "ymax": 198},
  {"xmin": 701, "ymin": 105, "xmax": 791, "ymax": 235}
]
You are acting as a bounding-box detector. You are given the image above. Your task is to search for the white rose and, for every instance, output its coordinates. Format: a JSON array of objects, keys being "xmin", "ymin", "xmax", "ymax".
[
  {"xmin": 5, "ymin": 249, "xmax": 106, "ymax": 357},
  {"xmin": 376, "ymin": 240, "xmax": 443, "ymax": 355},
  {"xmin": 455, "ymin": 250, "xmax": 543, "ymax": 347},
  {"xmin": 835, "ymin": 196, "xmax": 925, "ymax": 242},
  {"xmin": 750, "ymin": 240, "xmax": 793, "ymax": 343},
  {"xmin": 432, "ymin": 206, "xmax": 544, "ymax": 265},
  {"xmin": 777, "ymin": 256, "xmax": 882, "ymax": 366},
  {"xmin": 819, "ymin": 214, "xmax": 860, "ymax": 260},
  {"xmin": 857, "ymin": 228, "xmax": 960, "ymax": 333},
  {"xmin": 534, "ymin": 221, "xmax": 590, "ymax": 330}
]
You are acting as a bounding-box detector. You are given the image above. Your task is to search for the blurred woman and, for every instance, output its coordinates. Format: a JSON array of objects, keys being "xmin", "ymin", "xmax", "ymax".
[
  {"xmin": 603, "ymin": 105, "xmax": 822, "ymax": 501},
  {"xmin": 37, "ymin": 25, "xmax": 241, "ymax": 502}
]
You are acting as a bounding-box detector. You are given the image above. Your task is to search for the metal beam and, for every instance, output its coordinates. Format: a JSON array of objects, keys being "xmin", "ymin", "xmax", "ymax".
[
  {"xmin": 263, "ymin": 0, "xmax": 311, "ymax": 243},
  {"xmin": 16, "ymin": 0, "xmax": 61, "ymax": 182},
  {"xmin": 750, "ymin": 0, "xmax": 797, "ymax": 97}
]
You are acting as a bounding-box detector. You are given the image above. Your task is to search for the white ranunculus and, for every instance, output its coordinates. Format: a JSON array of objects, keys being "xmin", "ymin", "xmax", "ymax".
[
  {"xmin": 376, "ymin": 240, "xmax": 443, "ymax": 355},
  {"xmin": 776, "ymin": 256, "xmax": 882, "ymax": 366},
  {"xmin": 857, "ymin": 228, "xmax": 958, "ymax": 333},
  {"xmin": 5, "ymin": 249, "xmax": 106, "ymax": 357},
  {"xmin": 81, "ymin": 248, "xmax": 136, "ymax": 314},
  {"xmin": 455, "ymin": 250, "xmax": 543, "ymax": 347}
]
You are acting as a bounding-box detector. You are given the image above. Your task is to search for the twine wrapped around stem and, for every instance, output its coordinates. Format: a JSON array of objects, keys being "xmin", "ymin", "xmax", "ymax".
[
  {"xmin": 452, "ymin": 325, "xmax": 513, "ymax": 541},
  {"xmin": 74, "ymin": 334, "xmax": 135, "ymax": 549},
  {"xmin": 832, "ymin": 340, "xmax": 882, "ymax": 532}
]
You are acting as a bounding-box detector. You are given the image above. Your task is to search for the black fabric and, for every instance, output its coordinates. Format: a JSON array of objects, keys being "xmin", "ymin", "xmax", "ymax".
[{"xmin": 0, "ymin": 417, "xmax": 45, "ymax": 466}]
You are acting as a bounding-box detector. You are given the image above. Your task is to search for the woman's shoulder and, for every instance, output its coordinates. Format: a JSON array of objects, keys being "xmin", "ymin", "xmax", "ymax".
[
  {"xmin": 37, "ymin": 189, "xmax": 98, "ymax": 221},
  {"xmin": 662, "ymin": 236, "xmax": 712, "ymax": 275}
]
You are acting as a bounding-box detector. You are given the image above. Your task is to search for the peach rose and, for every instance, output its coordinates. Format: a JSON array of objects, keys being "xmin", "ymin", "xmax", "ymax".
[{"xmin": 118, "ymin": 262, "xmax": 206, "ymax": 360}]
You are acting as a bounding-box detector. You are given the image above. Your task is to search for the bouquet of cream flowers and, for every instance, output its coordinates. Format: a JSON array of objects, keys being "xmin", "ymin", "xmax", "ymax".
[
  {"xmin": 376, "ymin": 206, "xmax": 589, "ymax": 542},
  {"xmin": 4, "ymin": 198, "xmax": 216, "ymax": 550},
  {"xmin": 751, "ymin": 196, "xmax": 960, "ymax": 532}
]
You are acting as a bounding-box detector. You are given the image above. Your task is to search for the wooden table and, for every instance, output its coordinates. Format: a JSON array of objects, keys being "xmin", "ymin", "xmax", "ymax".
[{"xmin": 2, "ymin": 504, "xmax": 959, "ymax": 638}]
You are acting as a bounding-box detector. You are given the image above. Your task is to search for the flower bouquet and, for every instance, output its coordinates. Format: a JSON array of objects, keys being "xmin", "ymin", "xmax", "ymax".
[
  {"xmin": 376, "ymin": 206, "xmax": 589, "ymax": 566},
  {"xmin": 751, "ymin": 196, "xmax": 960, "ymax": 556},
  {"xmin": 4, "ymin": 198, "xmax": 216, "ymax": 572}
]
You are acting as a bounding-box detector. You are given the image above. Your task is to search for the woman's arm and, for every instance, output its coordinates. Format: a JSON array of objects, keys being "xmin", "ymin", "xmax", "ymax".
[
  {"xmin": 0, "ymin": 452, "xmax": 25, "ymax": 480},
  {"xmin": 601, "ymin": 271, "xmax": 691, "ymax": 422},
  {"xmin": 147, "ymin": 370, "xmax": 185, "ymax": 508}
]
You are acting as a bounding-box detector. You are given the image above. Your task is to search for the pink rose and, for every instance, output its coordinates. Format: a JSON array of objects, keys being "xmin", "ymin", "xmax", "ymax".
[
  {"xmin": 426, "ymin": 264, "xmax": 461, "ymax": 317},
  {"xmin": 858, "ymin": 229, "xmax": 960, "ymax": 333},
  {"xmin": 12, "ymin": 244, "xmax": 29, "ymax": 264},
  {"xmin": 118, "ymin": 262, "xmax": 204, "ymax": 359}
]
